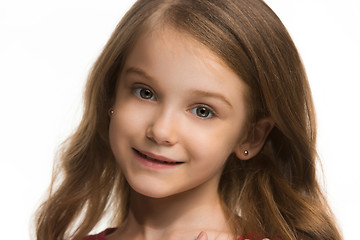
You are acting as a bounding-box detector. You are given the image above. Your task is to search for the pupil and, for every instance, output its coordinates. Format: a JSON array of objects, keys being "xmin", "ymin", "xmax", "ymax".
[
  {"xmin": 141, "ymin": 89, "xmax": 152, "ymax": 99},
  {"xmin": 197, "ymin": 107, "xmax": 209, "ymax": 117}
]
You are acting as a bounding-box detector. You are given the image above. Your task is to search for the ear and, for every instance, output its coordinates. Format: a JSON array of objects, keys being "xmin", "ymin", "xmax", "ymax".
[{"xmin": 234, "ymin": 117, "xmax": 274, "ymax": 160}]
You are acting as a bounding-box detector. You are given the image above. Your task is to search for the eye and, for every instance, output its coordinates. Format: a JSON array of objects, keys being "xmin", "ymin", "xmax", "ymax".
[
  {"xmin": 190, "ymin": 105, "xmax": 216, "ymax": 119},
  {"xmin": 134, "ymin": 87, "xmax": 156, "ymax": 100}
]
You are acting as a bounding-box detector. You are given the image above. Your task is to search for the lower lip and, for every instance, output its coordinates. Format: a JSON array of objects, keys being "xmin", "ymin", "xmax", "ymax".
[{"xmin": 133, "ymin": 149, "xmax": 183, "ymax": 170}]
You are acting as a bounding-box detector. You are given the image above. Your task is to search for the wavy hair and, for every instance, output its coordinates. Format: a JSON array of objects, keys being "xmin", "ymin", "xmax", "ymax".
[{"xmin": 35, "ymin": 0, "xmax": 342, "ymax": 239}]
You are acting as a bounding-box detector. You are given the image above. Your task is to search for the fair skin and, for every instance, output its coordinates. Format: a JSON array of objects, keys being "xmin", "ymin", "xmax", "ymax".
[{"xmin": 108, "ymin": 26, "xmax": 273, "ymax": 240}]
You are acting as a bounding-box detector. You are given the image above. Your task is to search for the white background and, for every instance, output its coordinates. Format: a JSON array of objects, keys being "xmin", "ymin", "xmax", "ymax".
[{"xmin": 0, "ymin": 0, "xmax": 359, "ymax": 239}]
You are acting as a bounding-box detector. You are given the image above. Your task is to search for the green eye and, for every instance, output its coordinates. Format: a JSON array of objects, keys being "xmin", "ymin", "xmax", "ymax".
[
  {"xmin": 191, "ymin": 106, "xmax": 215, "ymax": 118},
  {"xmin": 134, "ymin": 87, "xmax": 155, "ymax": 100}
]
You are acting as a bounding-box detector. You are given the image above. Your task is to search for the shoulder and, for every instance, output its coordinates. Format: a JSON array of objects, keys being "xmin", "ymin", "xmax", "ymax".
[{"xmin": 82, "ymin": 228, "xmax": 117, "ymax": 240}]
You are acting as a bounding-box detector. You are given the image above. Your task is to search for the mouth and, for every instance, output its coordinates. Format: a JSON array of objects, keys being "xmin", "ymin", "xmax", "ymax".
[{"xmin": 132, "ymin": 148, "xmax": 184, "ymax": 167}]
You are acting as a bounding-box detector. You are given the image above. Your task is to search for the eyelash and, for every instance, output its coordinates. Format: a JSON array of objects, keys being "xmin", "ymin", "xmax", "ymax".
[{"xmin": 132, "ymin": 86, "xmax": 217, "ymax": 119}]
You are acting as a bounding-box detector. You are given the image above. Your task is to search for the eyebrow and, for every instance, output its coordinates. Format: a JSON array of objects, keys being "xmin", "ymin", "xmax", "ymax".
[
  {"xmin": 191, "ymin": 90, "xmax": 233, "ymax": 108},
  {"xmin": 125, "ymin": 67, "xmax": 155, "ymax": 81},
  {"xmin": 125, "ymin": 66, "xmax": 232, "ymax": 108}
]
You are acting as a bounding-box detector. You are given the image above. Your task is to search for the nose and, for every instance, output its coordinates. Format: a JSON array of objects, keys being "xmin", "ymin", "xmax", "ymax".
[{"xmin": 146, "ymin": 108, "xmax": 178, "ymax": 146}]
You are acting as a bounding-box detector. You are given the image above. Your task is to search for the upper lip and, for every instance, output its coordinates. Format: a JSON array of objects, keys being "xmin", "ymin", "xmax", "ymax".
[{"xmin": 134, "ymin": 148, "xmax": 183, "ymax": 163}]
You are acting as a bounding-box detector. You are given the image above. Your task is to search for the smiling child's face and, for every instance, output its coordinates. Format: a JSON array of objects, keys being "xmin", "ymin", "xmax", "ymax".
[{"xmin": 109, "ymin": 27, "xmax": 250, "ymax": 198}]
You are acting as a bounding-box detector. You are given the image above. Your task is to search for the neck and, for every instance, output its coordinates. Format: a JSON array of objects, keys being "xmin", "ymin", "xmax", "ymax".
[{"xmin": 114, "ymin": 180, "xmax": 233, "ymax": 240}]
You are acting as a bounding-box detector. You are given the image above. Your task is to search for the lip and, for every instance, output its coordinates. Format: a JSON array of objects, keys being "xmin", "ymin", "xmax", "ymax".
[{"xmin": 132, "ymin": 148, "xmax": 184, "ymax": 169}]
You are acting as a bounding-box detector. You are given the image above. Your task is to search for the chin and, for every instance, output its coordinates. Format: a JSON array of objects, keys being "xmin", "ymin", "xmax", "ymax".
[
  {"xmin": 128, "ymin": 180, "xmax": 188, "ymax": 199},
  {"xmin": 131, "ymin": 184, "xmax": 174, "ymax": 199}
]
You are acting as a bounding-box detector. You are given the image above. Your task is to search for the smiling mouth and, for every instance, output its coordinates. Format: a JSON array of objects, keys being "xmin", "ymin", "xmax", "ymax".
[{"xmin": 133, "ymin": 148, "xmax": 184, "ymax": 165}]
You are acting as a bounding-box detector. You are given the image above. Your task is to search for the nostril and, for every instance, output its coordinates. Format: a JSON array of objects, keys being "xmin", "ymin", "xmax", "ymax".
[
  {"xmin": 145, "ymin": 109, "xmax": 178, "ymax": 145},
  {"xmin": 146, "ymin": 132, "xmax": 156, "ymax": 143},
  {"xmin": 146, "ymin": 131, "xmax": 174, "ymax": 145},
  {"xmin": 145, "ymin": 123, "xmax": 177, "ymax": 145}
]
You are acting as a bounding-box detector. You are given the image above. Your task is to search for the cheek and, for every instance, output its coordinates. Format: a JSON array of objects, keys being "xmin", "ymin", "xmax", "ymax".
[
  {"xmin": 108, "ymin": 116, "xmax": 126, "ymax": 162},
  {"xmin": 184, "ymin": 123, "xmax": 241, "ymax": 166},
  {"xmin": 109, "ymin": 104, "xmax": 141, "ymax": 154},
  {"xmin": 190, "ymin": 123, "xmax": 241, "ymax": 151},
  {"xmin": 110, "ymin": 100, "xmax": 148, "ymax": 136}
]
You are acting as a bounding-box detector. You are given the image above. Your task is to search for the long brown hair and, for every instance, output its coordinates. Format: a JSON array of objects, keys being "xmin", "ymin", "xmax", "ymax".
[{"xmin": 35, "ymin": 0, "xmax": 342, "ymax": 239}]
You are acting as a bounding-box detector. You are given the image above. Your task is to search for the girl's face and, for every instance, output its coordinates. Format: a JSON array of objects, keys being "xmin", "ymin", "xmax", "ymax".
[{"xmin": 109, "ymin": 27, "xmax": 250, "ymax": 198}]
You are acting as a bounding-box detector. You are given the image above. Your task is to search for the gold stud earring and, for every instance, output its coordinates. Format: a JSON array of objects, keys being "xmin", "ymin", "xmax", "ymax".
[
  {"xmin": 108, "ymin": 109, "xmax": 114, "ymax": 116},
  {"xmin": 244, "ymin": 150, "xmax": 249, "ymax": 156}
]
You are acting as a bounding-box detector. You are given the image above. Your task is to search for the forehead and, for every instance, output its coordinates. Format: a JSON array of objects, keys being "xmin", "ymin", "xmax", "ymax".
[
  {"xmin": 120, "ymin": 26, "xmax": 250, "ymax": 114},
  {"xmin": 126, "ymin": 26, "xmax": 245, "ymax": 86}
]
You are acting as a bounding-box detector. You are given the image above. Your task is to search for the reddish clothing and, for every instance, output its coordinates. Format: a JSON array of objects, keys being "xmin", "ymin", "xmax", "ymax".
[
  {"xmin": 82, "ymin": 228, "xmax": 116, "ymax": 240},
  {"xmin": 83, "ymin": 228, "xmax": 247, "ymax": 240}
]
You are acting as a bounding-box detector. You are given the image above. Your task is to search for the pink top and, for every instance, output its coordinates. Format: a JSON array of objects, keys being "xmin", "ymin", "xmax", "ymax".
[{"xmin": 82, "ymin": 228, "xmax": 248, "ymax": 240}]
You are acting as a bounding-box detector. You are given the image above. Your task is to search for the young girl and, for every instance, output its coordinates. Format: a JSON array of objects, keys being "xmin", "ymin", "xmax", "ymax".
[{"xmin": 35, "ymin": 0, "xmax": 343, "ymax": 239}]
